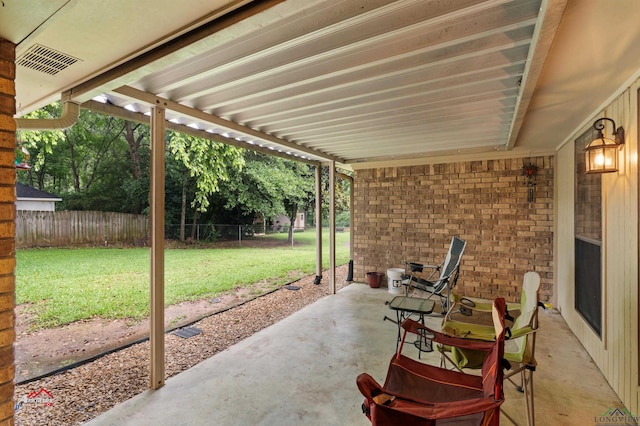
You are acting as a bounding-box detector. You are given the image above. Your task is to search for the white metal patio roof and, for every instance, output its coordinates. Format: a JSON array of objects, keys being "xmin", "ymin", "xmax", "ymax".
[{"xmin": 5, "ymin": 0, "xmax": 640, "ymax": 168}]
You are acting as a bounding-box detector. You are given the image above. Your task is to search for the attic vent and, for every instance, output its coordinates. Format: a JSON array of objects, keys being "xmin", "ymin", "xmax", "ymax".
[{"xmin": 16, "ymin": 44, "xmax": 80, "ymax": 75}]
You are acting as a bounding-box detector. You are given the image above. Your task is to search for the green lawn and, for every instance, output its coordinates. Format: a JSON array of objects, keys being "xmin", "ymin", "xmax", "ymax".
[{"xmin": 16, "ymin": 230, "xmax": 350, "ymax": 329}]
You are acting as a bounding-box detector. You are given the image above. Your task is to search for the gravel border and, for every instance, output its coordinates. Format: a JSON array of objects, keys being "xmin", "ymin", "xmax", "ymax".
[{"xmin": 14, "ymin": 265, "xmax": 352, "ymax": 425}]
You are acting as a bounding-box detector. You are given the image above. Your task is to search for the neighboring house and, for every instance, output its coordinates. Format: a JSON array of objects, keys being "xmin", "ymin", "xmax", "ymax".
[
  {"xmin": 272, "ymin": 212, "xmax": 305, "ymax": 232},
  {"xmin": 15, "ymin": 183, "xmax": 62, "ymax": 211}
]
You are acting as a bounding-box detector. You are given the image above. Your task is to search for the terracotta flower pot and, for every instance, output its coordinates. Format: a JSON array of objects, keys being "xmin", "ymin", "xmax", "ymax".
[{"xmin": 366, "ymin": 271, "xmax": 384, "ymax": 288}]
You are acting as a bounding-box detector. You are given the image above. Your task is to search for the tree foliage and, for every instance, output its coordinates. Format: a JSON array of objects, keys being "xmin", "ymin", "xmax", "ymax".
[
  {"xmin": 221, "ymin": 152, "xmax": 310, "ymax": 216},
  {"xmin": 321, "ymin": 167, "xmax": 351, "ymax": 221},
  {"xmin": 167, "ymin": 131, "xmax": 244, "ymax": 212},
  {"xmin": 18, "ymin": 104, "xmax": 71, "ymax": 192},
  {"xmin": 18, "ymin": 105, "xmax": 146, "ymax": 212},
  {"xmin": 220, "ymin": 152, "xmax": 315, "ymax": 242},
  {"xmin": 17, "ymin": 104, "xmax": 330, "ymax": 242}
]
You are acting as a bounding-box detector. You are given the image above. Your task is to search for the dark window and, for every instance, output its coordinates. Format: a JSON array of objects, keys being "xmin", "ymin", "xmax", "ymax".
[{"xmin": 574, "ymin": 128, "xmax": 602, "ymax": 337}]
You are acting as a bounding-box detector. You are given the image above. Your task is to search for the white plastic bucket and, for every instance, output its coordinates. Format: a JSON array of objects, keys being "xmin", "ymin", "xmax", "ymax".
[{"xmin": 387, "ymin": 268, "xmax": 404, "ymax": 295}]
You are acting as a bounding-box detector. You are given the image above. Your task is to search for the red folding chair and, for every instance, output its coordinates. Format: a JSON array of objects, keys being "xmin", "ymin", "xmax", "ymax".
[{"xmin": 357, "ymin": 298, "xmax": 506, "ymax": 426}]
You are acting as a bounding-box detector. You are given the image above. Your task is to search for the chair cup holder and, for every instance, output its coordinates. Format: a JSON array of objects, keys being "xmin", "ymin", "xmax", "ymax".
[
  {"xmin": 459, "ymin": 297, "xmax": 476, "ymax": 316},
  {"xmin": 415, "ymin": 328, "xmax": 435, "ymax": 353}
]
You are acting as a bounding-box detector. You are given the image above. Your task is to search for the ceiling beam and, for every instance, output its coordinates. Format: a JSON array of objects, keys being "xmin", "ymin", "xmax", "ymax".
[
  {"xmin": 82, "ymin": 99, "xmax": 320, "ymax": 166},
  {"xmin": 111, "ymin": 85, "xmax": 342, "ymax": 163}
]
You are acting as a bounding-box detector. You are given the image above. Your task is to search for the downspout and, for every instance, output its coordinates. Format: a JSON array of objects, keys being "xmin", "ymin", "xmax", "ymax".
[
  {"xmin": 314, "ymin": 164, "xmax": 323, "ymax": 285},
  {"xmin": 336, "ymin": 172, "xmax": 354, "ymax": 282},
  {"xmin": 15, "ymin": 100, "xmax": 80, "ymax": 130}
]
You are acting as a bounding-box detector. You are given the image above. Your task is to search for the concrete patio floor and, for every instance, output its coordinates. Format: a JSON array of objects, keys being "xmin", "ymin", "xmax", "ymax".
[{"xmin": 86, "ymin": 283, "xmax": 625, "ymax": 426}]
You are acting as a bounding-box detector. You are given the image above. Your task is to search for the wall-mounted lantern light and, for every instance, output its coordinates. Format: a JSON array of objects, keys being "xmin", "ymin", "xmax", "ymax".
[{"xmin": 584, "ymin": 117, "xmax": 625, "ymax": 174}]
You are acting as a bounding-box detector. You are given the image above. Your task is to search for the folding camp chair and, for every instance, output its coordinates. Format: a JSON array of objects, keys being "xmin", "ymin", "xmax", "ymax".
[
  {"xmin": 402, "ymin": 236, "xmax": 466, "ymax": 313},
  {"xmin": 357, "ymin": 298, "xmax": 507, "ymax": 426},
  {"xmin": 440, "ymin": 272, "xmax": 541, "ymax": 426}
]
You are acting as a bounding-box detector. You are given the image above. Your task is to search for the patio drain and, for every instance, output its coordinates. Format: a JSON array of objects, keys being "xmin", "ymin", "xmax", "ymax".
[
  {"xmin": 284, "ymin": 285, "xmax": 301, "ymax": 291},
  {"xmin": 172, "ymin": 326, "xmax": 203, "ymax": 339}
]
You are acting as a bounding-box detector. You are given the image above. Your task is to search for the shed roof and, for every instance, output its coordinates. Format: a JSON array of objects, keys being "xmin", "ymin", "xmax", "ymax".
[{"xmin": 16, "ymin": 183, "xmax": 61, "ymax": 200}]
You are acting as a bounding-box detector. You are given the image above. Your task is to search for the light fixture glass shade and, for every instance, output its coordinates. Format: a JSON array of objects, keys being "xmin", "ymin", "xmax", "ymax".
[{"xmin": 584, "ymin": 135, "xmax": 618, "ymax": 173}]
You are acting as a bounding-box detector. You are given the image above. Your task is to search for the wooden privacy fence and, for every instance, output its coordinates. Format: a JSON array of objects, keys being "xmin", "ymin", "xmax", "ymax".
[{"xmin": 16, "ymin": 211, "xmax": 149, "ymax": 248}]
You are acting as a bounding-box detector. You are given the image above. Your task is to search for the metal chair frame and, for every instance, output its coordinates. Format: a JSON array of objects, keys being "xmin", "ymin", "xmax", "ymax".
[
  {"xmin": 440, "ymin": 272, "xmax": 541, "ymax": 426},
  {"xmin": 402, "ymin": 236, "xmax": 466, "ymax": 313}
]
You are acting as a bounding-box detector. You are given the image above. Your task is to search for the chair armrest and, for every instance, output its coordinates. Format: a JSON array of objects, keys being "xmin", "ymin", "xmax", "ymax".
[
  {"xmin": 440, "ymin": 318, "xmax": 497, "ymax": 342},
  {"xmin": 403, "ymin": 276, "xmax": 437, "ymax": 291},
  {"xmin": 450, "ymin": 295, "xmax": 493, "ymax": 312},
  {"xmin": 416, "ymin": 264, "xmax": 439, "ymax": 270},
  {"xmin": 356, "ymin": 373, "xmax": 385, "ymax": 401},
  {"xmin": 450, "ymin": 294, "xmax": 520, "ymax": 312},
  {"xmin": 404, "ymin": 261, "xmax": 442, "ymax": 281},
  {"xmin": 508, "ymin": 325, "xmax": 536, "ymax": 339},
  {"xmin": 404, "ymin": 260, "xmax": 440, "ymax": 270},
  {"xmin": 444, "ymin": 297, "xmax": 492, "ymax": 321},
  {"xmin": 447, "ymin": 296, "xmax": 520, "ymax": 324},
  {"xmin": 401, "ymin": 318, "xmax": 497, "ymax": 349}
]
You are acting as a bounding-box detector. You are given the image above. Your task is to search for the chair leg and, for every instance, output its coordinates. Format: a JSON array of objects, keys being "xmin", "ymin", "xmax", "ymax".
[
  {"xmin": 516, "ymin": 369, "xmax": 525, "ymax": 392},
  {"xmin": 504, "ymin": 367, "xmax": 526, "ymax": 392},
  {"xmin": 521, "ymin": 369, "xmax": 535, "ymax": 426},
  {"xmin": 505, "ymin": 368, "xmax": 525, "ymax": 392},
  {"xmin": 503, "ymin": 366, "xmax": 535, "ymax": 425},
  {"xmin": 500, "ymin": 408, "xmax": 519, "ymax": 425}
]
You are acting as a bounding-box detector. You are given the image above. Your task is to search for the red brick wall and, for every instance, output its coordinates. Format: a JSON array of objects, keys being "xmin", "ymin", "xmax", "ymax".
[
  {"xmin": 0, "ymin": 38, "xmax": 15, "ymax": 426},
  {"xmin": 353, "ymin": 157, "xmax": 553, "ymax": 302}
]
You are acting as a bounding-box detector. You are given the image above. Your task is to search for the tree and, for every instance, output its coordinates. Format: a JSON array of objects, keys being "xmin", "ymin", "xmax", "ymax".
[
  {"xmin": 18, "ymin": 104, "xmax": 72, "ymax": 193},
  {"xmin": 221, "ymin": 152, "xmax": 314, "ymax": 244},
  {"xmin": 120, "ymin": 122, "xmax": 150, "ymax": 214},
  {"xmin": 319, "ymin": 167, "xmax": 351, "ymax": 224},
  {"xmin": 167, "ymin": 131, "xmax": 244, "ymax": 240},
  {"xmin": 64, "ymin": 110, "xmax": 126, "ymax": 192},
  {"xmin": 123, "ymin": 121, "xmax": 147, "ymax": 181},
  {"xmin": 18, "ymin": 105, "xmax": 149, "ymax": 213},
  {"xmin": 17, "ymin": 103, "xmax": 335, "ymax": 244}
]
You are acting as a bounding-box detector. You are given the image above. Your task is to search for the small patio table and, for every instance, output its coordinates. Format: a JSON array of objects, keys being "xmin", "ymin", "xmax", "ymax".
[{"xmin": 387, "ymin": 296, "xmax": 435, "ymax": 353}]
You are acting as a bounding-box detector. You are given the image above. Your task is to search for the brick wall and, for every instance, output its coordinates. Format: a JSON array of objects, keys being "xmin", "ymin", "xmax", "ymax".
[
  {"xmin": 353, "ymin": 157, "xmax": 553, "ymax": 302},
  {"xmin": 0, "ymin": 38, "xmax": 15, "ymax": 425}
]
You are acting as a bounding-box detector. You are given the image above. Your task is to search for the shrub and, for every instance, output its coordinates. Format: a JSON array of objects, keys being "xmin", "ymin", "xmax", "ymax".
[{"xmin": 336, "ymin": 211, "xmax": 350, "ymax": 227}]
